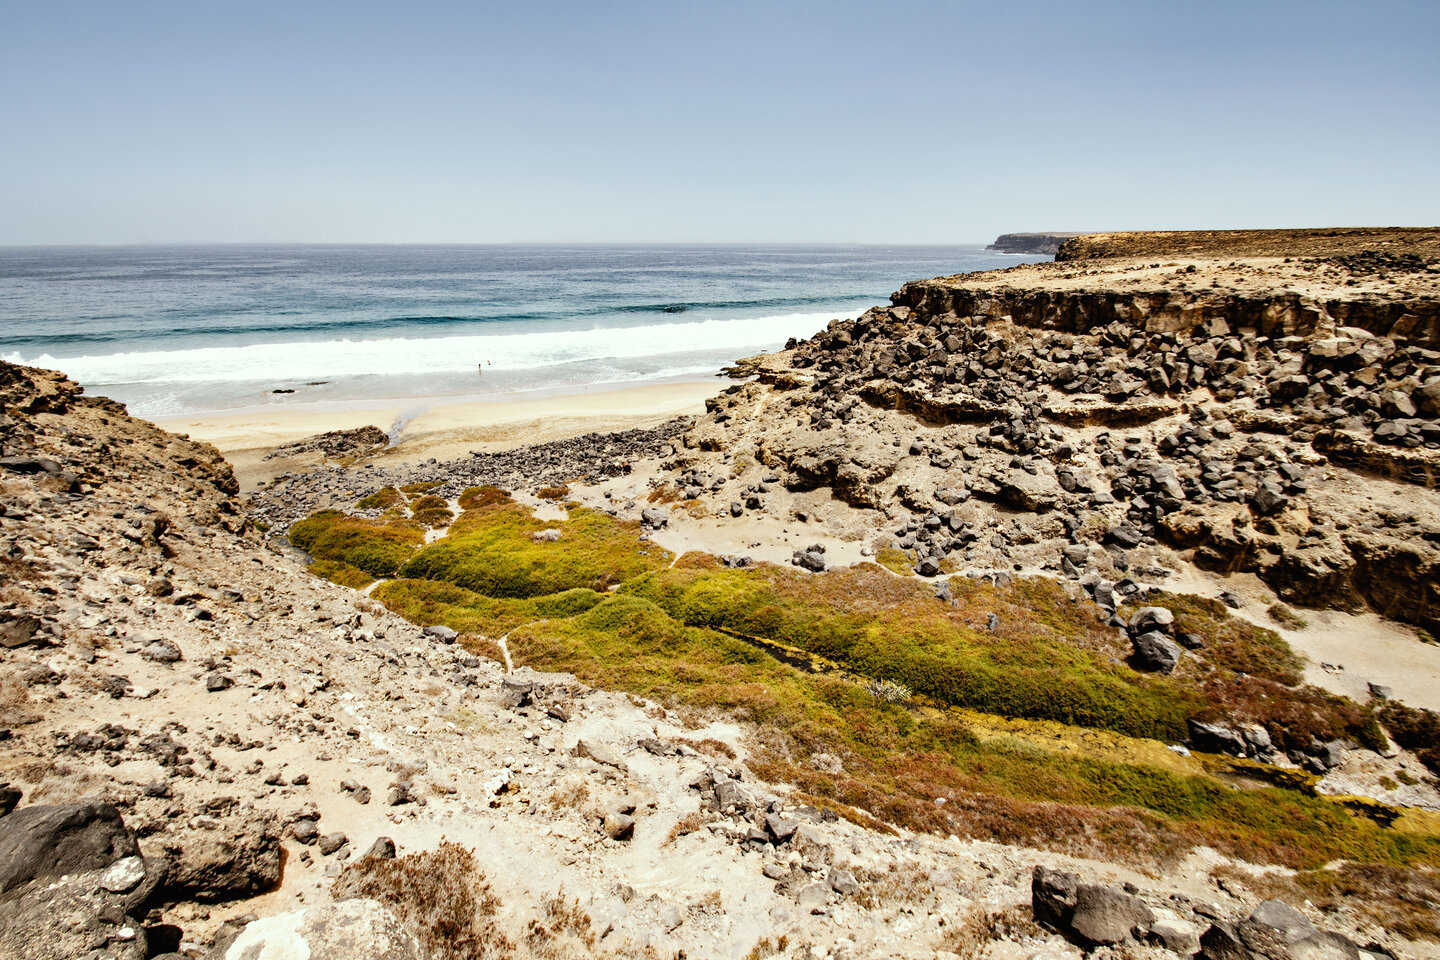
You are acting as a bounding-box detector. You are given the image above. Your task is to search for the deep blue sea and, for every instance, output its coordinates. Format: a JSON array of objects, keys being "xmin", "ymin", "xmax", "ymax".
[{"xmin": 0, "ymin": 244, "xmax": 1044, "ymax": 418}]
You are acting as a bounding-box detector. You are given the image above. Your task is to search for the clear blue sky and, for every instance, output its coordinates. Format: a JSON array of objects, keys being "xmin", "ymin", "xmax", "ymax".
[{"xmin": 2, "ymin": 0, "xmax": 1436, "ymax": 244}]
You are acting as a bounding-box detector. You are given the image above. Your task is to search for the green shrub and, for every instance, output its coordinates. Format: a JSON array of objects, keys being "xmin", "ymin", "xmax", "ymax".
[
  {"xmin": 356, "ymin": 486, "xmax": 406, "ymax": 511},
  {"xmin": 619, "ymin": 564, "xmax": 1196, "ymax": 740},
  {"xmin": 309, "ymin": 559, "xmax": 377, "ymax": 589},
  {"xmin": 289, "ymin": 510, "xmax": 423, "ymax": 578},
  {"xmin": 458, "ymin": 485, "xmax": 511, "ymax": 510},
  {"xmin": 399, "ymin": 502, "xmax": 670, "ymax": 599}
]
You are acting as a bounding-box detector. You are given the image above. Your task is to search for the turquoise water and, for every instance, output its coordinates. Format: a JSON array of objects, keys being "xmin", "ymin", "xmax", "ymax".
[{"xmin": 0, "ymin": 244, "xmax": 1044, "ymax": 417}]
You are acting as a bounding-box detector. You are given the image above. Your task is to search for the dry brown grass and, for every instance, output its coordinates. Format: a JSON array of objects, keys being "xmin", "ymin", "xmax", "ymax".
[
  {"xmin": 678, "ymin": 737, "xmax": 737, "ymax": 760},
  {"xmin": 523, "ymin": 891, "xmax": 596, "ymax": 959},
  {"xmin": 0, "ymin": 556, "xmax": 44, "ymax": 586},
  {"xmin": 645, "ymin": 483, "xmax": 681, "ymax": 504},
  {"xmin": 938, "ymin": 904, "xmax": 1043, "ymax": 954},
  {"xmin": 536, "ymin": 485, "xmax": 571, "ymax": 501},
  {"xmin": 545, "ymin": 780, "xmax": 592, "ymax": 813},
  {"xmin": 1267, "ymin": 603, "xmax": 1310, "ymax": 630},
  {"xmin": 0, "ymin": 676, "xmax": 35, "ymax": 727},
  {"xmin": 663, "ymin": 812, "xmax": 710, "ymax": 846},
  {"xmin": 743, "ymin": 935, "xmax": 790, "ymax": 960},
  {"xmin": 0, "ymin": 584, "xmax": 37, "ymax": 605},
  {"xmin": 1213, "ymin": 863, "xmax": 1440, "ymax": 941},
  {"xmin": 333, "ymin": 842, "xmax": 512, "ymax": 960},
  {"xmin": 462, "ymin": 633, "xmax": 508, "ymax": 664},
  {"xmin": 680, "ymin": 500, "xmax": 711, "ymax": 519}
]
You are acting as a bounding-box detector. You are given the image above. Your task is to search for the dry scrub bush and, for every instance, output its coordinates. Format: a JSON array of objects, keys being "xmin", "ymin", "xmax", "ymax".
[
  {"xmin": 333, "ymin": 842, "xmax": 512, "ymax": 960},
  {"xmin": 1267, "ymin": 603, "xmax": 1309, "ymax": 630},
  {"xmin": 645, "ymin": 483, "xmax": 681, "ymax": 504},
  {"xmin": 855, "ymin": 864, "xmax": 943, "ymax": 909},
  {"xmin": 523, "ymin": 891, "xmax": 597, "ymax": 959},
  {"xmin": 865, "ymin": 679, "xmax": 911, "ymax": 703},
  {"xmin": 663, "ymin": 812, "xmax": 709, "ymax": 846},
  {"xmin": 744, "ymin": 936, "xmax": 790, "ymax": 960},
  {"xmin": 1379, "ymin": 701, "xmax": 1440, "ymax": 777},
  {"xmin": 678, "ymin": 737, "xmax": 737, "ymax": 760},
  {"xmin": 0, "ymin": 676, "xmax": 34, "ymax": 727},
  {"xmin": 536, "ymin": 485, "xmax": 570, "ymax": 501},
  {"xmin": 546, "ymin": 780, "xmax": 592, "ymax": 812},
  {"xmin": 0, "ymin": 556, "xmax": 44, "ymax": 586},
  {"xmin": 939, "ymin": 904, "xmax": 1043, "ymax": 954}
]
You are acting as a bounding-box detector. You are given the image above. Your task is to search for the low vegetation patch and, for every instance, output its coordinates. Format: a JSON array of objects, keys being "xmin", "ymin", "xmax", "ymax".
[
  {"xmin": 459, "ymin": 484, "xmax": 512, "ymax": 510},
  {"xmin": 622, "ymin": 560, "xmax": 1196, "ymax": 740},
  {"xmin": 1267, "ymin": 602, "xmax": 1310, "ymax": 630},
  {"xmin": 374, "ymin": 578, "xmax": 604, "ymax": 637},
  {"xmin": 398, "ymin": 498, "xmax": 671, "ymax": 599},
  {"xmin": 1132, "ymin": 591, "xmax": 1380, "ymax": 754},
  {"xmin": 504, "ymin": 592, "xmax": 1437, "ymax": 869},
  {"xmin": 409, "ymin": 493, "xmax": 454, "ymax": 528},
  {"xmin": 1379, "ymin": 701, "xmax": 1440, "ymax": 777},
  {"xmin": 292, "ymin": 495, "xmax": 1440, "ymax": 872},
  {"xmin": 1214, "ymin": 862, "xmax": 1440, "ymax": 941},
  {"xmin": 289, "ymin": 509, "xmax": 424, "ymax": 579},
  {"xmin": 357, "ymin": 486, "xmax": 406, "ymax": 511}
]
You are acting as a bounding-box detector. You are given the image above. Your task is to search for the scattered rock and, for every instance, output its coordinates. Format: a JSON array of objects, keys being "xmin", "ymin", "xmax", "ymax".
[{"xmin": 214, "ymin": 898, "xmax": 424, "ymax": 960}]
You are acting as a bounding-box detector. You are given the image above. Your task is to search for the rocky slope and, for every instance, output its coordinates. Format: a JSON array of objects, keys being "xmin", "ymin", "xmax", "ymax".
[
  {"xmin": 7, "ymin": 364, "xmax": 1393, "ymax": 959},
  {"xmin": 661, "ymin": 229, "xmax": 1440, "ymax": 641}
]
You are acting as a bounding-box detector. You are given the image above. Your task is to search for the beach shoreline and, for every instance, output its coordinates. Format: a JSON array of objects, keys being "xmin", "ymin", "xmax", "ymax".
[{"xmin": 154, "ymin": 377, "xmax": 719, "ymax": 489}]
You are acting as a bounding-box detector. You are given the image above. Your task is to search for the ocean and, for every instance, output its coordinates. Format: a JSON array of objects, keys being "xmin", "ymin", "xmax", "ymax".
[{"xmin": 0, "ymin": 244, "xmax": 1045, "ymax": 419}]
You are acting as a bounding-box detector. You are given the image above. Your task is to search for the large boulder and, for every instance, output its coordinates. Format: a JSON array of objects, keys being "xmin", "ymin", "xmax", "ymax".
[
  {"xmin": 1033, "ymin": 867, "xmax": 1155, "ymax": 947},
  {"xmin": 212, "ymin": 899, "xmax": 426, "ymax": 960},
  {"xmin": 1031, "ymin": 866, "xmax": 1078, "ymax": 931},
  {"xmin": 1069, "ymin": 883, "xmax": 1154, "ymax": 945},
  {"xmin": 1128, "ymin": 606, "xmax": 1175, "ymax": 635},
  {"xmin": 0, "ymin": 802, "xmax": 139, "ymax": 894},
  {"xmin": 1188, "ymin": 719, "xmax": 1248, "ymax": 757},
  {"xmin": 160, "ymin": 810, "xmax": 282, "ymax": 901},
  {"xmin": 1200, "ymin": 899, "xmax": 1362, "ymax": 960},
  {"xmin": 973, "ymin": 465, "xmax": 1062, "ymax": 513},
  {"xmin": 1132, "ymin": 631, "xmax": 1184, "ymax": 674},
  {"xmin": 1256, "ymin": 538, "xmax": 1359, "ymax": 610}
]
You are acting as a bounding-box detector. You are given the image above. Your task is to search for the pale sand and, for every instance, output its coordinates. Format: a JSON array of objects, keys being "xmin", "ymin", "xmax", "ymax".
[
  {"xmin": 1166, "ymin": 566, "xmax": 1440, "ymax": 712},
  {"xmin": 155, "ymin": 380, "xmax": 717, "ymax": 489}
]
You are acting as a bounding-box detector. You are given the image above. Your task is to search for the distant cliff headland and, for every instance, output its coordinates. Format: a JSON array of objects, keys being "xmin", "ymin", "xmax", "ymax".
[{"xmin": 985, "ymin": 231, "xmax": 1085, "ymax": 256}]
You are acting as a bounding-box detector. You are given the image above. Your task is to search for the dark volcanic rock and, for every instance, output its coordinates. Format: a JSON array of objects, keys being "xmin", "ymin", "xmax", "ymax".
[
  {"xmin": 160, "ymin": 811, "xmax": 282, "ymax": 902},
  {"xmin": 0, "ymin": 802, "xmax": 140, "ymax": 894}
]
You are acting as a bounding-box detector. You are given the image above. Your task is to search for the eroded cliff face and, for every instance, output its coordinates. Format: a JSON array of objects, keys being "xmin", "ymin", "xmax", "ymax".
[
  {"xmin": 667, "ymin": 230, "xmax": 1440, "ymax": 635},
  {"xmin": 984, "ymin": 232, "xmax": 1083, "ymax": 256}
]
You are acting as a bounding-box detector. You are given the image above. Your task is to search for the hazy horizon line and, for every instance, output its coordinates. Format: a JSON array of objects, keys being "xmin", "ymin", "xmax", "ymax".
[{"xmin": 0, "ymin": 239, "xmax": 1028, "ymax": 250}]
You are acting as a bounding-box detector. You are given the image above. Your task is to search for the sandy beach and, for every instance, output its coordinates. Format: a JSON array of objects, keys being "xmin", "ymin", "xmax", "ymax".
[{"xmin": 155, "ymin": 379, "xmax": 718, "ymax": 489}]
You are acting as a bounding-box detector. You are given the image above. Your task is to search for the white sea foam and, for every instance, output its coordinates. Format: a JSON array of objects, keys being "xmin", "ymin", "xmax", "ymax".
[{"xmin": 3, "ymin": 311, "xmax": 842, "ymax": 387}]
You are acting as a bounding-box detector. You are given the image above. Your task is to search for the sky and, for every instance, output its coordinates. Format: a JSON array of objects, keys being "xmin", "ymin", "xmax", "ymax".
[{"xmin": 2, "ymin": 0, "xmax": 1437, "ymax": 245}]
